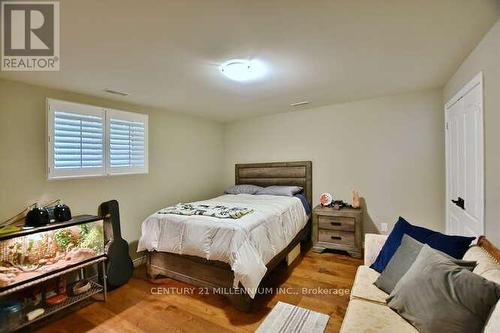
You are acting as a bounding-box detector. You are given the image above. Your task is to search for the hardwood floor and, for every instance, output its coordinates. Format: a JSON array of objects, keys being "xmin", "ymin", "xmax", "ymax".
[{"xmin": 36, "ymin": 250, "xmax": 361, "ymax": 333}]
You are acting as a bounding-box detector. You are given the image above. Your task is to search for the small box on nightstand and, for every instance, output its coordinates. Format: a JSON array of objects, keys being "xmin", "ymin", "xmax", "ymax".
[{"xmin": 312, "ymin": 205, "xmax": 363, "ymax": 258}]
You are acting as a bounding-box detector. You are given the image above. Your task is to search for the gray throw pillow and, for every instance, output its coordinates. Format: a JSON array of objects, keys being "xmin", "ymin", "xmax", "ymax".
[
  {"xmin": 224, "ymin": 184, "xmax": 263, "ymax": 195},
  {"xmin": 256, "ymin": 186, "xmax": 303, "ymax": 197},
  {"xmin": 387, "ymin": 245, "xmax": 500, "ymax": 333},
  {"xmin": 375, "ymin": 234, "xmax": 476, "ymax": 293}
]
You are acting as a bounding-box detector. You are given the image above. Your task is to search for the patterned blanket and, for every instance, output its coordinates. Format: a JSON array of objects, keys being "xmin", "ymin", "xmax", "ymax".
[{"xmin": 158, "ymin": 203, "xmax": 253, "ymax": 219}]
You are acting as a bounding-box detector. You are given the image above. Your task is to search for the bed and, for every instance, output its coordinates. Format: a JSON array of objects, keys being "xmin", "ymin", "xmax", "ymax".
[{"xmin": 138, "ymin": 161, "xmax": 312, "ymax": 311}]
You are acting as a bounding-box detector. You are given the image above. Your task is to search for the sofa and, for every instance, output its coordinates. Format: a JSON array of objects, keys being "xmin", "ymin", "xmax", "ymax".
[{"xmin": 340, "ymin": 233, "xmax": 500, "ymax": 332}]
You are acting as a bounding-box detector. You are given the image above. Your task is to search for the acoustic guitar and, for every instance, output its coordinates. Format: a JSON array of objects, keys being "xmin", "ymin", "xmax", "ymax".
[{"xmin": 99, "ymin": 200, "xmax": 134, "ymax": 288}]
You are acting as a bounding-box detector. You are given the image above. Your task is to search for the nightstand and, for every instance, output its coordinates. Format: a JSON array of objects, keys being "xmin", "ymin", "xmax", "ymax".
[{"xmin": 312, "ymin": 205, "xmax": 363, "ymax": 258}]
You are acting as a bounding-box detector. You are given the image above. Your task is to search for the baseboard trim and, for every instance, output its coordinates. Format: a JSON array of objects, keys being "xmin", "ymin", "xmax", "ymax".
[{"xmin": 133, "ymin": 255, "xmax": 147, "ymax": 267}]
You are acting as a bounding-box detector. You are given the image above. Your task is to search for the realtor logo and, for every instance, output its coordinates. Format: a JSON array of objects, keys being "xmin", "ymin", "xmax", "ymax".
[{"xmin": 1, "ymin": 1, "xmax": 60, "ymax": 71}]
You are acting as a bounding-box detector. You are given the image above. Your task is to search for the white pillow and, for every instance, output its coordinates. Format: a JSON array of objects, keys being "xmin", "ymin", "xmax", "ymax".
[
  {"xmin": 256, "ymin": 185, "xmax": 303, "ymax": 197},
  {"xmin": 224, "ymin": 184, "xmax": 262, "ymax": 195}
]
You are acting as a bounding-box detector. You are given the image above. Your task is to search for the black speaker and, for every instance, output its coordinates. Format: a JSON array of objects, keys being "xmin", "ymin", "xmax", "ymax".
[
  {"xmin": 26, "ymin": 207, "xmax": 50, "ymax": 227},
  {"xmin": 54, "ymin": 204, "xmax": 72, "ymax": 222}
]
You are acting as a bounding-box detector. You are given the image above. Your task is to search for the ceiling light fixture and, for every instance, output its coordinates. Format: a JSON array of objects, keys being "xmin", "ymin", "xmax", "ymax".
[{"xmin": 220, "ymin": 59, "xmax": 267, "ymax": 82}]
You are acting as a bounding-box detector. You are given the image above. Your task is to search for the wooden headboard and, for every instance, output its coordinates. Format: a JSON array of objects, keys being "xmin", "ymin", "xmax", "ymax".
[{"xmin": 235, "ymin": 161, "xmax": 313, "ymax": 207}]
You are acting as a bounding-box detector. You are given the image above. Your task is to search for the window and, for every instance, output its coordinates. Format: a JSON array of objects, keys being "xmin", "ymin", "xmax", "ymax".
[
  {"xmin": 107, "ymin": 109, "xmax": 148, "ymax": 175},
  {"xmin": 47, "ymin": 99, "xmax": 105, "ymax": 179},
  {"xmin": 47, "ymin": 99, "xmax": 148, "ymax": 179}
]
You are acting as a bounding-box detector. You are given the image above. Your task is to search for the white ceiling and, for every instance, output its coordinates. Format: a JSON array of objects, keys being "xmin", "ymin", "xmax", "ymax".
[{"xmin": 1, "ymin": 0, "xmax": 499, "ymax": 122}]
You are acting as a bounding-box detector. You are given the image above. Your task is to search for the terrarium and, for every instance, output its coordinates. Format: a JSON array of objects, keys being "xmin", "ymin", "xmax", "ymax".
[{"xmin": 0, "ymin": 221, "xmax": 104, "ymax": 288}]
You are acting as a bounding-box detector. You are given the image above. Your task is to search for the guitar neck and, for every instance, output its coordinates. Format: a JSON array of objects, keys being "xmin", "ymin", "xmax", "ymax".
[{"xmin": 99, "ymin": 200, "xmax": 124, "ymax": 240}]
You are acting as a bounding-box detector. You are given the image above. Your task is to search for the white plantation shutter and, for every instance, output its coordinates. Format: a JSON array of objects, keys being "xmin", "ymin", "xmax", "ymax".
[
  {"xmin": 48, "ymin": 99, "xmax": 105, "ymax": 179},
  {"xmin": 54, "ymin": 112, "xmax": 104, "ymax": 168},
  {"xmin": 109, "ymin": 119, "xmax": 145, "ymax": 167},
  {"xmin": 47, "ymin": 99, "xmax": 148, "ymax": 179},
  {"xmin": 107, "ymin": 109, "xmax": 148, "ymax": 175}
]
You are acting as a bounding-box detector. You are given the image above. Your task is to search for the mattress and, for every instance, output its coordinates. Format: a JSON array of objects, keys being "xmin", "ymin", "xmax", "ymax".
[{"xmin": 137, "ymin": 194, "xmax": 308, "ymax": 298}]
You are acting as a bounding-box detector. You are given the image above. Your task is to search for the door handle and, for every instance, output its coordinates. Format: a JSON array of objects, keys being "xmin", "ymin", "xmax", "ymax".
[{"xmin": 452, "ymin": 197, "xmax": 465, "ymax": 210}]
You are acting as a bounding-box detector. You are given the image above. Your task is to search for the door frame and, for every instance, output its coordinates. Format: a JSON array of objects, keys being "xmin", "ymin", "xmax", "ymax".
[{"xmin": 444, "ymin": 71, "xmax": 484, "ymax": 236}]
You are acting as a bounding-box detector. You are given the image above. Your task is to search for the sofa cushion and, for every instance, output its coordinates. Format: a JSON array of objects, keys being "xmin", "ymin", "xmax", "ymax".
[
  {"xmin": 370, "ymin": 216, "xmax": 475, "ymax": 272},
  {"xmin": 388, "ymin": 245, "xmax": 500, "ymax": 333},
  {"xmin": 463, "ymin": 244, "xmax": 500, "ymax": 332},
  {"xmin": 340, "ymin": 299, "xmax": 417, "ymax": 333},
  {"xmin": 350, "ymin": 265, "xmax": 388, "ymax": 304},
  {"xmin": 364, "ymin": 233, "xmax": 388, "ymax": 266},
  {"xmin": 485, "ymin": 301, "xmax": 500, "ymax": 333},
  {"xmin": 463, "ymin": 245, "xmax": 500, "ymax": 282},
  {"xmin": 375, "ymin": 235, "xmax": 476, "ymax": 294}
]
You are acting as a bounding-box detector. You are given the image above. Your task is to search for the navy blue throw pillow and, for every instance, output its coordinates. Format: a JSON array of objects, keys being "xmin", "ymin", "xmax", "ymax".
[
  {"xmin": 370, "ymin": 217, "xmax": 475, "ymax": 273},
  {"xmin": 294, "ymin": 193, "xmax": 311, "ymax": 215}
]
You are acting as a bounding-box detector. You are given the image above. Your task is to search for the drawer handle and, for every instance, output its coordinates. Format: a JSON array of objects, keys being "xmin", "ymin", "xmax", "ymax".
[
  {"xmin": 330, "ymin": 222, "xmax": 342, "ymax": 226},
  {"xmin": 330, "ymin": 236, "xmax": 342, "ymax": 240}
]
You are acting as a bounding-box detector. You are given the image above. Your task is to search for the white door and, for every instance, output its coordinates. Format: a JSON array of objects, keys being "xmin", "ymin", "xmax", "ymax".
[{"xmin": 445, "ymin": 72, "xmax": 484, "ymax": 237}]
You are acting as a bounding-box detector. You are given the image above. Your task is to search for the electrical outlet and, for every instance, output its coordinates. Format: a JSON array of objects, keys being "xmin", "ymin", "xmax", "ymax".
[{"xmin": 380, "ymin": 223, "xmax": 388, "ymax": 233}]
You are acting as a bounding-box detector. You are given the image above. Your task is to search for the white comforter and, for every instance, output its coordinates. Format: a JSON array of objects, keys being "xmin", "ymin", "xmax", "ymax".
[{"xmin": 137, "ymin": 194, "xmax": 308, "ymax": 298}]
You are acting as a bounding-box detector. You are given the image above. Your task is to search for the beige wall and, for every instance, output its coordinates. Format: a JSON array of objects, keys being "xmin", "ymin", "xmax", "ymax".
[
  {"xmin": 0, "ymin": 79, "xmax": 225, "ymax": 257},
  {"xmin": 444, "ymin": 19, "xmax": 500, "ymax": 245},
  {"xmin": 224, "ymin": 89, "xmax": 445, "ymax": 234},
  {"xmin": 0, "ymin": 79, "xmax": 445, "ymax": 255}
]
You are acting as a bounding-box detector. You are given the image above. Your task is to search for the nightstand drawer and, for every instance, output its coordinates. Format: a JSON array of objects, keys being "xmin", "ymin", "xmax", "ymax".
[
  {"xmin": 318, "ymin": 215, "xmax": 355, "ymax": 231},
  {"xmin": 318, "ymin": 230, "xmax": 355, "ymax": 246}
]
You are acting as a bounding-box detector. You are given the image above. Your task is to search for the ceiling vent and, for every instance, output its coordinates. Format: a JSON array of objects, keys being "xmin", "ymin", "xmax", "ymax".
[
  {"xmin": 290, "ymin": 101, "xmax": 310, "ymax": 107},
  {"xmin": 104, "ymin": 89, "xmax": 129, "ymax": 97}
]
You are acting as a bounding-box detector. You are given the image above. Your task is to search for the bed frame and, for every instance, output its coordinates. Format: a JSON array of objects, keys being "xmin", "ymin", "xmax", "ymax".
[{"xmin": 146, "ymin": 161, "xmax": 312, "ymax": 311}]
